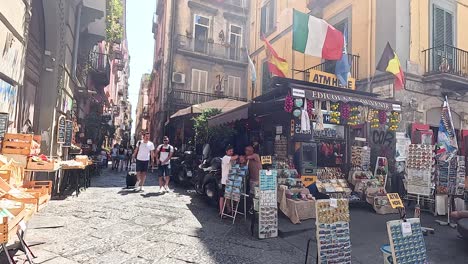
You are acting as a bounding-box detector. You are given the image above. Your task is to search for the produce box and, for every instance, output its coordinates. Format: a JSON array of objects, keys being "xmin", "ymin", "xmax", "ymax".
[
  {"xmin": 1, "ymin": 133, "xmax": 41, "ymax": 155},
  {"xmin": 27, "ymin": 157, "xmax": 59, "ymax": 171},
  {"xmin": 0, "ymin": 204, "xmax": 28, "ymax": 243}
]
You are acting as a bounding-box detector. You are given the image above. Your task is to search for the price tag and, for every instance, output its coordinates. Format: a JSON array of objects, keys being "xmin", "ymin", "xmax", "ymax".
[
  {"xmin": 330, "ymin": 198, "xmax": 338, "ymax": 208},
  {"xmin": 401, "ymin": 222, "xmax": 412, "ymax": 236},
  {"xmin": 266, "ymin": 170, "xmax": 272, "ymax": 176},
  {"xmin": 387, "ymin": 193, "xmax": 404, "ymax": 209},
  {"xmin": 19, "ymin": 220, "xmax": 27, "ymax": 232},
  {"xmin": 261, "ymin": 156, "xmax": 272, "ymax": 165}
]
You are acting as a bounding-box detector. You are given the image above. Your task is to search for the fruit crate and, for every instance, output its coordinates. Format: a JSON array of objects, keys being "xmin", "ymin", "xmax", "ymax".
[
  {"xmin": 27, "ymin": 157, "xmax": 60, "ymax": 171},
  {"xmin": 0, "ymin": 170, "xmax": 13, "ymax": 185},
  {"xmin": 22, "ymin": 181, "xmax": 52, "ymax": 212},
  {"xmin": 0, "ymin": 204, "xmax": 28, "ymax": 244},
  {"xmin": 1, "ymin": 133, "xmax": 41, "ymax": 155}
]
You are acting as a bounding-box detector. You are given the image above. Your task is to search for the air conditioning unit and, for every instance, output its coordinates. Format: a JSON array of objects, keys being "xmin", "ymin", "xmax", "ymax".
[{"xmin": 172, "ymin": 72, "xmax": 185, "ymax": 84}]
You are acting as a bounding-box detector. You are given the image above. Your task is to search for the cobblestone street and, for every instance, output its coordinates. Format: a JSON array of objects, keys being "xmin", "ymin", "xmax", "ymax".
[{"xmin": 14, "ymin": 169, "xmax": 306, "ymax": 264}]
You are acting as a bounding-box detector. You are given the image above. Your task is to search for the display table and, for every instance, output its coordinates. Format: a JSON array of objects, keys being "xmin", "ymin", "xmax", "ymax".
[
  {"xmin": 24, "ymin": 167, "xmax": 61, "ymax": 196},
  {"xmin": 277, "ymin": 187, "xmax": 316, "ymax": 224},
  {"xmin": 60, "ymin": 165, "xmax": 88, "ymax": 197}
]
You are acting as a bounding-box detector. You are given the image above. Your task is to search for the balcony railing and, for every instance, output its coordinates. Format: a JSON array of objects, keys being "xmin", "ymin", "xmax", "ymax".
[
  {"xmin": 293, "ymin": 54, "xmax": 360, "ymax": 82},
  {"xmin": 171, "ymin": 89, "xmax": 247, "ymax": 109},
  {"xmin": 423, "ymin": 45, "xmax": 468, "ymax": 78},
  {"xmin": 88, "ymin": 51, "xmax": 111, "ymax": 87},
  {"xmin": 176, "ymin": 35, "xmax": 247, "ymax": 63}
]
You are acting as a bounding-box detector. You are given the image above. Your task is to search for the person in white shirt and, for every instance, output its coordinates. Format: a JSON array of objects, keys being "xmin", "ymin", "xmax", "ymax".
[
  {"xmin": 132, "ymin": 132, "xmax": 155, "ymax": 191},
  {"xmin": 220, "ymin": 146, "xmax": 238, "ymax": 217},
  {"xmin": 156, "ymin": 136, "xmax": 175, "ymax": 193}
]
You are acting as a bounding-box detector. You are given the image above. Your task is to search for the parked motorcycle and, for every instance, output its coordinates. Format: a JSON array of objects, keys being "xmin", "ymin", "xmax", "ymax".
[
  {"xmin": 172, "ymin": 148, "xmax": 199, "ymax": 185},
  {"xmin": 192, "ymin": 157, "xmax": 222, "ymax": 205}
]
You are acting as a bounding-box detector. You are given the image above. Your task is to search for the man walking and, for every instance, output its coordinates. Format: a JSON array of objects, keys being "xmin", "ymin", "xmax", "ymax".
[
  {"xmin": 156, "ymin": 136, "xmax": 174, "ymax": 193},
  {"xmin": 132, "ymin": 132, "xmax": 155, "ymax": 192}
]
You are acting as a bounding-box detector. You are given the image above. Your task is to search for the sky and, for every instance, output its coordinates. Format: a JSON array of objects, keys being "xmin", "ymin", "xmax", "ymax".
[{"xmin": 126, "ymin": 0, "xmax": 156, "ymax": 135}]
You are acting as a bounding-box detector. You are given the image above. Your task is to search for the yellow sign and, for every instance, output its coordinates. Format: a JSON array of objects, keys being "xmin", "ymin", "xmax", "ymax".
[
  {"xmin": 301, "ymin": 175, "xmax": 317, "ymax": 187},
  {"xmin": 387, "ymin": 193, "xmax": 404, "ymax": 209},
  {"xmin": 309, "ymin": 69, "xmax": 356, "ymax": 90},
  {"xmin": 261, "ymin": 156, "xmax": 272, "ymax": 165}
]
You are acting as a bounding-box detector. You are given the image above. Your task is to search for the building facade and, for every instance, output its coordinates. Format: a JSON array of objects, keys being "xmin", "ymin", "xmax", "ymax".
[
  {"xmin": 149, "ymin": 0, "xmax": 250, "ymax": 141},
  {"xmin": 250, "ymin": 0, "xmax": 468, "ymax": 134},
  {"xmin": 135, "ymin": 74, "xmax": 150, "ymax": 141}
]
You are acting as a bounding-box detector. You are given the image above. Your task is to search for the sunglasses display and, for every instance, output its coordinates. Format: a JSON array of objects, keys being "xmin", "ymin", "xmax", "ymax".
[
  {"xmin": 258, "ymin": 170, "xmax": 278, "ymax": 239},
  {"xmin": 387, "ymin": 218, "xmax": 427, "ymax": 264},
  {"xmin": 316, "ymin": 199, "xmax": 352, "ymax": 264}
]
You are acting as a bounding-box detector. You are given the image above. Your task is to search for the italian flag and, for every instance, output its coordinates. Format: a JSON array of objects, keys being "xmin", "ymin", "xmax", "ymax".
[{"xmin": 293, "ymin": 10, "xmax": 344, "ymax": 60}]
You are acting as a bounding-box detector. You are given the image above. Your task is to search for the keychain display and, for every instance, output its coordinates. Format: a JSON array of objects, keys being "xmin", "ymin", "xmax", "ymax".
[
  {"xmin": 258, "ymin": 170, "xmax": 278, "ymax": 239},
  {"xmin": 387, "ymin": 218, "xmax": 427, "ymax": 264},
  {"xmin": 316, "ymin": 199, "xmax": 352, "ymax": 264}
]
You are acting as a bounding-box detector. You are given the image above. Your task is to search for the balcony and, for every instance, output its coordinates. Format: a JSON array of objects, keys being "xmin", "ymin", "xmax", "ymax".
[
  {"xmin": 422, "ymin": 45, "xmax": 468, "ymax": 90},
  {"xmin": 292, "ymin": 54, "xmax": 360, "ymax": 84},
  {"xmin": 88, "ymin": 51, "xmax": 111, "ymax": 87},
  {"xmin": 171, "ymin": 89, "xmax": 247, "ymax": 110},
  {"xmin": 176, "ymin": 35, "xmax": 247, "ymax": 65},
  {"xmin": 142, "ymin": 106, "xmax": 150, "ymax": 120}
]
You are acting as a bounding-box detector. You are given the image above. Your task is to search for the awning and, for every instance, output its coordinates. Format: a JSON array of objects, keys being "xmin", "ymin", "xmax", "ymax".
[
  {"xmin": 208, "ymin": 103, "xmax": 250, "ymax": 127},
  {"xmin": 170, "ymin": 99, "xmax": 248, "ymax": 119}
]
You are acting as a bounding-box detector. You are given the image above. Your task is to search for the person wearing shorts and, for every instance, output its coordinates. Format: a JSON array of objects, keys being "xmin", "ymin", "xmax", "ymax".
[
  {"xmin": 220, "ymin": 146, "xmax": 238, "ymax": 217},
  {"xmin": 156, "ymin": 136, "xmax": 174, "ymax": 193},
  {"xmin": 132, "ymin": 132, "xmax": 155, "ymax": 192}
]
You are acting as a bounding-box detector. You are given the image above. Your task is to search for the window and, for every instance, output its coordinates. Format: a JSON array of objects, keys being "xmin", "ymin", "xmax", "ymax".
[
  {"xmin": 191, "ymin": 69, "xmax": 208, "ymax": 93},
  {"xmin": 194, "ymin": 15, "xmax": 210, "ymax": 53},
  {"xmin": 262, "ymin": 60, "xmax": 272, "ymax": 94},
  {"xmin": 432, "ymin": 5, "xmax": 454, "ymax": 71},
  {"xmin": 229, "ymin": 25, "xmax": 242, "ymax": 60},
  {"xmin": 227, "ymin": 76, "xmax": 241, "ymax": 98},
  {"xmin": 228, "ymin": 0, "xmax": 245, "ymax": 7},
  {"xmin": 261, "ymin": 0, "xmax": 276, "ymax": 36}
]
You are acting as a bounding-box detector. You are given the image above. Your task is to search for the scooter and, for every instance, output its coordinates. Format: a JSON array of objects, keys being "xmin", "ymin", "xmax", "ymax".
[
  {"xmin": 193, "ymin": 157, "xmax": 222, "ymax": 205},
  {"xmin": 172, "ymin": 148, "xmax": 199, "ymax": 185}
]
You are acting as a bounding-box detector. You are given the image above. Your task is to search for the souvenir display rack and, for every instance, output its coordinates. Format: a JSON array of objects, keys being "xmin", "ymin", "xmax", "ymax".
[
  {"xmin": 406, "ymin": 144, "xmax": 434, "ymax": 196},
  {"xmin": 455, "ymin": 156, "xmax": 465, "ymax": 195},
  {"xmin": 387, "ymin": 218, "xmax": 427, "ymax": 264},
  {"xmin": 222, "ymin": 164, "xmax": 248, "ymax": 224},
  {"xmin": 274, "ymin": 136, "xmax": 288, "ymax": 159},
  {"xmin": 315, "ymin": 199, "xmax": 352, "ymax": 264},
  {"xmin": 351, "ymin": 146, "xmax": 371, "ymax": 170},
  {"xmin": 258, "ymin": 169, "xmax": 278, "ymax": 239},
  {"xmin": 316, "ymin": 168, "xmax": 351, "ymax": 198}
]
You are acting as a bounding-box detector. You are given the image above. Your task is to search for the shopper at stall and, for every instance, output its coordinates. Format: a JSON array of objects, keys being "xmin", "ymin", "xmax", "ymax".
[
  {"xmin": 132, "ymin": 132, "xmax": 155, "ymax": 192},
  {"xmin": 245, "ymin": 145, "xmax": 261, "ymax": 195},
  {"xmin": 156, "ymin": 136, "xmax": 175, "ymax": 193},
  {"xmin": 220, "ymin": 145, "xmax": 238, "ymax": 217}
]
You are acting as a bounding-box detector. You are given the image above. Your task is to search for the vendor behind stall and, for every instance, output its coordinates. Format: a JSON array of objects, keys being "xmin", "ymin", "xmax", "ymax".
[{"xmin": 245, "ymin": 146, "xmax": 261, "ymax": 195}]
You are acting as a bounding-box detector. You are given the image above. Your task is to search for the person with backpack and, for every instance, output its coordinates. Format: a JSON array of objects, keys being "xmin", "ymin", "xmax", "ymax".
[
  {"xmin": 132, "ymin": 132, "xmax": 155, "ymax": 192},
  {"xmin": 156, "ymin": 136, "xmax": 175, "ymax": 193}
]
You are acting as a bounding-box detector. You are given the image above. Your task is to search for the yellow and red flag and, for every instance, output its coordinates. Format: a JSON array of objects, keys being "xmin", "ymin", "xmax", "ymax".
[
  {"xmin": 377, "ymin": 43, "xmax": 405, "ymax": 90},
  {"xmin": 264, "ymin": 38, "xmax": 289, "ymax": 77}
]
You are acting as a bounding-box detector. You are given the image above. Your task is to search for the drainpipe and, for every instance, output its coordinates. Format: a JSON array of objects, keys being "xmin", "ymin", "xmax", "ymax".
[
  {"xmin": 72, "ymin": 2, "xmax": 83, "ymax": 79},
  {"xmin": 164, "ymin": 0, "xmax": 177, "ymax": 138}
]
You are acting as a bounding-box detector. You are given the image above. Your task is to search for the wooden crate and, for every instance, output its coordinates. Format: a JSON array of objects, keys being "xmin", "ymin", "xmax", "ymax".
[
  {"xmin": 1, "ymin": 133, "xmax": 41, "ymax": 155},
  {"xmin": 22, "ymin": 181, "xmax": 52, "ymax": 212},
  {"xmin": 0, "ymin": 205, "xmax": 27, "ymax": 244},
  {"xmin": 27, "ymin": 158, "xmax": 59, "ymax": 171},
  {"xmin": 0, "ymin": 170, "xmax": 12, "ymax": 185}
]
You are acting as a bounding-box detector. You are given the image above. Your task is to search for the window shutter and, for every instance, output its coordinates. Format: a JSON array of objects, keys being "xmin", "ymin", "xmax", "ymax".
[
  {"xmin": 433, "ymin": 6, "xmax": 445, "ymax": 47},
  {"xmin": 268, "ymin": 1, "xmax": 275, "ymax": 33},
  {"xmin": 192, "ymin": 70, "xmax": 200, "ymax": 91},
  {"xmin": 201, "ymin": 71, "xmax": 208, "ymax": 93},
  {"xmin": 261, "ymin": 6, "xmax": 266, "ymax": 36},
  {"xmin": 445, "ymin": 11, "xmax": 453, "ymax": 46}
]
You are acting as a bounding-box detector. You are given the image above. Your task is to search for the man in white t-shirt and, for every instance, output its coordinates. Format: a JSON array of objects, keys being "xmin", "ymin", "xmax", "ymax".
[
  {"xmin": 220, "ymin": 145, "xmax": 238, "ymax": 217},
  {"xmin": 156, "ymin": 136, "xmax": 175, "ymax": 193},
  {"xmin": 132, "ymin": 132, "xmax": 155, "ymax": 191}
]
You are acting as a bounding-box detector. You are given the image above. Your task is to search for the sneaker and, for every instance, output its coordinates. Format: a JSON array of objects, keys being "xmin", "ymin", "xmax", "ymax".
[
  {"xmin": 134, "ymin": 181, "xmax": 140, "ymax": 189},
  {"xmin": 139, "ymin": 186, "xmax": 143, "ymax": 192},
  {"xmin": 158, "ymin": 188, "xmax": 165, "ymax": 194}
]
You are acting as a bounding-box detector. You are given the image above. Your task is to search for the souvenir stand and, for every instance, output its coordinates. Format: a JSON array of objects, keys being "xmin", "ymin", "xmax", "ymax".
[{"xmin": 386, "ymin": 218, "xmax": 428, "ymax": 264}]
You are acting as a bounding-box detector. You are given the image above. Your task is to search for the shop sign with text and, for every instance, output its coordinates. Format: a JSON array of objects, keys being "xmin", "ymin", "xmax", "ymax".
[{"xmin": 308, "ymin": 70, "xmax": 355, "ymax": 90}]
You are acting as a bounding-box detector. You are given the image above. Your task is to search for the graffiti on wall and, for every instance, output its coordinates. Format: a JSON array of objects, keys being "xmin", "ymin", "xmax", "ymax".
[{"xmin": 0, "ymin": 79, "xmax": 17, "ymax": 131}]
